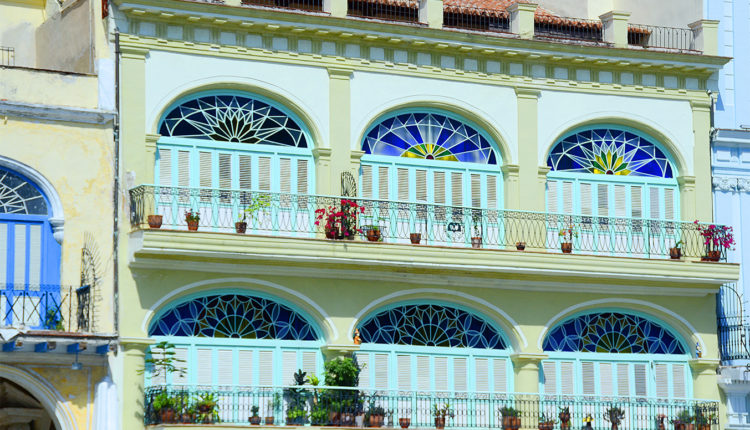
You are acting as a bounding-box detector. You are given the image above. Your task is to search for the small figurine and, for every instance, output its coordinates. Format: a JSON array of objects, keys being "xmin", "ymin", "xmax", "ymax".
[
  {"xmin": 696, "ymin": 341, "xmax": 703, "ymax": 358},
  {"xmin": 353, "ymin": 329, "xmax": 362, "ymax": 345}
]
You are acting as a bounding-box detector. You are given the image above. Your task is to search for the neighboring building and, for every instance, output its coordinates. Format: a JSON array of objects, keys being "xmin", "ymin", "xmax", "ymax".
[
  {"xmin": 708, "ymin": 0, "xmax": 750, "ymax": 428},
  {"xmin": 0, "ymin": 0, "xmax": 118, "ymax": 428},
  {"xmin": 110, "ymin": 0, "xmax": 737, "ymax": 429}
]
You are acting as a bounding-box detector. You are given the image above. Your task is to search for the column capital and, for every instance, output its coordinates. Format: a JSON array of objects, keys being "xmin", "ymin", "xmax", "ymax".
[
  {"xmin": 328, "ymin": 68, "xmax": 353, "ymax": 79},
  {"xmin": 145, "ymin": 133, "xmax": 161, "ymax": 151},
  {"xmin": 313, "ymin": 148, "xmax": 333, "ymax": 159},
  {"xmin": 120, "ymin": 337, "xmax": 155, "ymax": 351},
  {"xmin": 690, "ymin": 98, "xmax": 712, "ymax": 111},
  {"xmin": 350, "ymin": 150, "xmax": 366, "ymax": 161},
  {"xmin": 677, "ymin": 175, "xmax": 696, "ymax": 188},
  {"xmin": 321, "ymin": 344, "xmax": 360, "ymax": 357},
  {"xmin": 515, "ymin": 87, "xmax": 541, "ymax": 99},
  {"xmin": 689, "ymin": 358, "xmax": 720, "ymax": 375},
  {"xmin": 501, "ymin": 164, "xmax": 520, "ymax": 178},
  {"xmin": 510, "ymin": 353, "xmax": 548, "ymax": 366},
  {"xmin": 120, "ymin": 45, "xmax": 149, "ymax": 60}
]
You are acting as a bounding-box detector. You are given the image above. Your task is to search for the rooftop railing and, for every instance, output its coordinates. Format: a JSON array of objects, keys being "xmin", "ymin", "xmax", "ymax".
[
  {"xmin": 0, "ymin": 283, "xmax": 93, "ymax": 332},
  {"xmin": 0, "ymin": 46, "xmax": 14, "ymax": 66},
  {"xmin": 129, "ymin": 185, "xmax": 726, "ymax": 261},
  {"xmin": 628, "ymin": 24, "xmax": 698, "ymax": 53},
  {"xmin": 717, "ymin": 318, "xmax": 750, "ymax": 362},
  {"xmin": 241, "ymin": 0, "xmax": 323, "ymax": 12},
  {"xmin": 144, "ymin": 385, "xmax": 720, "ymax": 429},
  {"xmin": 347, "ymin": 0, "xmax": 419, "ymax": 24},
  {"xmin": 533, "ymin": 17, "xmax": 604, "ymax": 43},
  {"xmin": 443, "ymin": 6, "xmax": 510, "ymax": 34}
]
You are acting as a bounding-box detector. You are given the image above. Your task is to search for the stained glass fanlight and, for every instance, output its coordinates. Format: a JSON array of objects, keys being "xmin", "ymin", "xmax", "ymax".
[
  {"xmin": 543, "ymin": 312, "xmax": 686, "ymax": 354},
  {"xmin": 363, "ymin": 112, "xmax": 498, "ymax": 164},
  {"xmin": 547, "ymin": 128, "xmax": 674, "ymax": 178},
  {"xmin": 0, "ymin": 168, "xmax": 47, "ymax": 215},
  {"xmin": 149, "ymin": 294, "xmax": 319, "ymax": 340},
  {"xmin": 159, "ymin": 94, "xmax": 308, "ymax": 148},
  {"xmin": 357, "ymin": 304, "xmax": 507, "ymax": 349}
]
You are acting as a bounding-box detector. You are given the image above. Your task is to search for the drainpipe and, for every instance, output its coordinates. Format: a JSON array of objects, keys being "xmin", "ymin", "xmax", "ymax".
[{"xmin": 112, "ymin": 30, "xmax": 120, "ymax": 333}]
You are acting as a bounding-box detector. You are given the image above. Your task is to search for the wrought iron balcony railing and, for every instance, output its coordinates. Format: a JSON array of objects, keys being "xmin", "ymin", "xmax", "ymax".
[
  {"xmin": 129, "ymin": 185, "xmax": 724, "ymax": 261},
  {"xmin": 144, "ymin": 385, "xmax": 719, "ymax": 429},
  {"xmin": 0, "ymin": 283, "xmax": 93, "ymax": 332},
  {"xmin": 717, "ymin": 317, "xmax": 750, "ymax": 362}
]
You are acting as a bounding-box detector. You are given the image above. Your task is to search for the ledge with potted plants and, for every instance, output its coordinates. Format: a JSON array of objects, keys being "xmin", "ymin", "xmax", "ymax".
[{"xmin": 694, "ymin": 221, "xmax": 735, "ymax": 262}]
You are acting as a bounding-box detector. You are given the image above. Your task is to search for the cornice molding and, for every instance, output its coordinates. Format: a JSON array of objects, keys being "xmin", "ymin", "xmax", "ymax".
[
  {"xmin": 0, "ymin": 100, "xmax": 116, "ymax": 125},
  {"xmin": 713, "ymin": 176, "xmax": 737, "ymax": 192}
]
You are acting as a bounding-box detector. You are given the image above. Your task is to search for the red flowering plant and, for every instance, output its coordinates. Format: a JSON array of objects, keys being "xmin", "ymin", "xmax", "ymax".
[
  {"xmin": 694, "ymin": 220, "xmax": 735, "ymax": 261},
  {"xmin": 314, "ymin": 199, "xmax": 364, "ymax": 239}
]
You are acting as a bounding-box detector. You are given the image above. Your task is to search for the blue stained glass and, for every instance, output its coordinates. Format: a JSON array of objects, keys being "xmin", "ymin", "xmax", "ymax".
[
  {"xmin": 149, "ymin": 294, "xmax": 319, "ymax": 340},
  {"xmin": 0, "ymin": 168, "xmax": 47, "ymax": 215},
  {"xmin": 363, "ymin": 113, "xmax": 498, "ymax": 164},
  {"xmin": 547, "ymin": 128, "xmax": 674, "ymax": 178},
  {"xmin": 159, "ymin": 94, "xmax": 308, "ymax": 148},
  {"xmin": 357, "ymin": 304, "xmax": 507, "ymax": 349},
  {"xmin": 543, "ymin": 312, "xmax": 685, "ymax": 354}
]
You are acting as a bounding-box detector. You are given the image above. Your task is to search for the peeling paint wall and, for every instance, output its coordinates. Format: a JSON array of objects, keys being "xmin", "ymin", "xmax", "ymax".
[{"xmin": 36, "ymin": 0, "xmax": 94, "ymax": 73}]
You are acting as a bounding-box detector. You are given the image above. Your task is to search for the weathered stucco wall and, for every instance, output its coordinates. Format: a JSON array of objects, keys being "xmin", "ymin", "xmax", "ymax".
[
  {"xmin": 535, "ymin": 0, "xmax": 703, "ymax": 27},
  {"xmin": 0, "ymin": 67, "xmax": 99, "ymax": 107},
  {"xmin": 0, "ymin": 0, "xmax": 45, "ymax": 68},
  {"xmin": 36, "ymin": 0, "xmax": 94, "ymax": 73}
]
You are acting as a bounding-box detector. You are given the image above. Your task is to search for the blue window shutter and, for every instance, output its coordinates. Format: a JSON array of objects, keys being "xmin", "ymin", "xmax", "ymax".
[
  {"xmin": 297, "ymin": 159, "xmax": 309, "ymax": 195},
  {"xmin": 492, "ymin": 358, "xmax": 507, "ymax": 393},
  {"xmin": 238, "ymin": 349, "xmax": 253, "ymax": 386},
  {"xmin": 599, "ymin": 362, "xmax": 614, "ymax": 396},
  {"xmin": 356, "ymin": 353, "xmax": 371, "ymax": 388},
  {"xmin": 217, "ymin": 349, "xmax": 234, "ymax": 385},
  {"xmin": 454, "ymin": 357, "xmax": 467, "ymax": 391},
  {"xmin": 397, "ymin": 354, "xmax": 411, "ymax": 390},
  {"xmin": 374, "ymin": 353, "xmax": 389, "ymax": 390},
  {"xmin": 542, "ymin": 361, "xmax": 557, "ymax": 395},
  {"xmin": 197, "ymin": 348, "xmax": 213, "ymax": 385}
]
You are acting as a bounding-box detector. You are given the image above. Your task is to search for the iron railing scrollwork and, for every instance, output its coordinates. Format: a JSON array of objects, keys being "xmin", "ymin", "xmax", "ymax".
[
  {"xmin": 129, "ymin": 185, "xmax": 727, "ymax": 261},
  {"xmin": 0, "ymin": 283, "xmax": 93, "ymax": 332}
]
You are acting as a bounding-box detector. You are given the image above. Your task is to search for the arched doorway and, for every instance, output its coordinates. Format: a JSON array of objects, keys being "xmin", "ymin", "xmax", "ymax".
[{"xmin": 0, "ymin": 377, "xmax": 55, "ymax": 430}]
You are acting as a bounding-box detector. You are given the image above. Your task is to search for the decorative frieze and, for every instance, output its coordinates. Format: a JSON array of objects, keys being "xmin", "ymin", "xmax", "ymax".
[{"xmin": 712, "ymin": 176, "xmax": 750, "ymax": 192}]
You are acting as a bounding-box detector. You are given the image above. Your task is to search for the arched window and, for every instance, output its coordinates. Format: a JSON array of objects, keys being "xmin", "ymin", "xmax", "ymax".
[
  {"xmin": 0, "ymin": 167, "xmax": 61, "ymax": 328},
  {"xmin": 541, "ymin": 311, "xmax": 690, "ymax": 400},
  {"xmin": 360, "ymin": 111, "xmax": 502, "ymax": 209},
  {"xmin": 355, "ymin": 303, "xmax": 511, "ymax": 394},
  {"xmin": 148, "ymin": 293, "xmax": 322, "ymax": 388},
  {"xmin": 156, "ymin": 92, "xmax": 313, "ymax": 195},
  {"xmin": 546, "ymin": 127, "xmax": 679, "ymax": 220}
]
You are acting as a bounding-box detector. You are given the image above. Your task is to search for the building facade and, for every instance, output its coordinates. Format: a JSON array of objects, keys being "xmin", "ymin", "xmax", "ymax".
[
  {"xmin": 0, "ymin": 0, "xmax": 118, "ymax": 428},
  {"xmin": 111, "ymin": 0, "xmax": 738, "ymax": 429},
  {"xmin": 708, "ymin": 0, "xmax": 750, "ymax": 428}
]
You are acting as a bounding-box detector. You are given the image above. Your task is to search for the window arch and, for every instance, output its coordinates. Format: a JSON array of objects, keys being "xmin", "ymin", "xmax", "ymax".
[
  {"xmin": 360, "ymin": 110, "xmax": 502, "ymax": 209},
  {"xmin": 545, "ymin": 126, "xmax": 679, "ymax": 221},
  {"xmin": 0, "ymin": 167, "xmax": 61, "ymax": 329},
  {"xmin": 155, "ymin": 91, "xmax": 314, "ymax": 195},
  {"xmin": 354, "ymin": 303, "xmax": 511, "ymax": 394},
  {"xmin": 540, "ymin": 310, "xmax": 691, "ymax": 400},
  {"xmin": 147, "ymin": 292, "xmax": 322, "ymax": 389}
]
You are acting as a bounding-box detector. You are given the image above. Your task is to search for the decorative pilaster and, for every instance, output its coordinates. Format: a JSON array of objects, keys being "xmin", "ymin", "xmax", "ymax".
[
  {"xmin": 688, "ymin": 20, "xmax": 720, "ymax": 56},
  {"xmin": 501, "ymin": 164, "xmax": 520, "ymax": 210},
  {"xmin": 515, "ymin": 88, "xmax": 543, "ymax": 211},
  {"xmin": 349, "ymin": 150, "xmax": 365, "ymax": 192},
  {"xmin": 689, "ymin": 359, "xmax": 721, "ymax": 400},
  {"xmin": 599, "ymin": 11, "xmax": 630, "ymax": 48},
  {"xmin": 313, "ymin": 148, "xmax": 333, "ymax": 196},
  {"xmin": 419, "ymin": 0, "xmax": 443, "ymax": 29},
  {"xmin": 328, "ymin": 68, "xmax": 353, "ymax": 197},
  {"xmin": 120, "ymin": 46, "xmax": 149, "ymax": 189},
  {"xmin": 120, "ymin": 338, "xmax": 154, "ymax": 430},
  {"xmin": 677, "ymin": 175, "xmax": 696, "ymax": 221},
  {"xmin": 508, "ymin": 2, "xmax": 537, "ymax": 40},
  {"xmin": 690, "ymin": 98, "xmax": 714, "ymax": 222},
  {"xmin": 511, "ymin": 353, "xmax": 548, "ymax": 393},
  {"xmin": 144, "ymin": 134, "xmax": 161, "ymax": 185}
]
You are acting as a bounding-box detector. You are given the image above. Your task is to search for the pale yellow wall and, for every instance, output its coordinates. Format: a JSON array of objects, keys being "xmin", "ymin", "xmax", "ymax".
[
  {"xmin": 0, "ymin": 66, "xmax": 99, "ymax": 107},
  {"xmin": 0, "ymin": 116, "xmax": 115, "ymax": 332},
  {"xmin": 36, "ymin": 0, "xmax": 94, "ymax": 73},
  {"xmin": 535, "ymin": 0, "xmax": 703, "ymax": 27},
  {"xmin": 0, "ymin": 0, "xmax": 45, "ymax": 68},
  {"xmin": 31, "ymin": 365, "xmax": 107, "ymax": 429}
]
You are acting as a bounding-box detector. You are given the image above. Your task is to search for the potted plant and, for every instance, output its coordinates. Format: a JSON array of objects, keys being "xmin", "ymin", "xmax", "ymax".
[
  {"xmin": 285, "ymin": 369, "xmax": 310, "ymax": 425},
  {"xmin": 604, "ymin": 406, "xmax": 625, "ymax": 430},
  {"xmin": 671, "ymin": 410, "xmax": 695, "ymax": 430},
  {"xmin": 315, "ymin": 199, "xmax": 364, "ymax": 239},
  {"xmin": 410, "ymin": 232, "xmax": 422, "ymax": 244},
  {"xmin": 559, "ymin": 407, "xmax": 571, "ymax": 430},
  {"xmin": 287, "ymin": 406, "xmax": 308, "ymax": 425},
  {"xmin": 152, "ymin": 390, "xmax": 178, "ymax": 423},
  {"xmin": 669, "ymin": 240, "xmax": 683, "ymax": 259},
  {"xmin": 538, "ymin": 413, "xmax": 555, "ymax": 430},
  {"xmin": 500, "ymin": 406, "xmax": 521, "ymax": 430},
  {"xmin": 695, "ymin": 221, "xmax": 735, "ymax": 262},
  {"xmin": 196, "ymin": 393, "xmax": 219, "ymax": 423},
  {"xmin": 657, "ymin": 414, "xmax": 667, "ymax": 430},
  {"xmin": 184, "ymin": 209, "xmax": 200, "ymax": 231},
  {"xmin": 399, "ymin": 417, "xmax": 411, "ymax": 428},
  {"xmin": 471, "ymin": 213, "xmax": 483, "ymax": 249},
  {"xmin": 433, "ymin": 403, "xmax": 453, "ymax": 430},
  {"xmin": 148, "ymin": 214, "xmax": 163, "ymax": 229},
  {"xmin": 367, "ymin": 404, "xmax": 386, "ymax": 428},
  {"xmin": 249, "ymin": 405, "xmax": 262, "ymax": 425},
  {"xmin": 583, "ymin": 414, "xmax": 594, "ymax": 430},
  {"xmin": 516, "ymin": 241, "xmax": 526, "ymax": 251},
  {"xmin": 180, "ymin": 402, "xmax": 196, "ymax": 424},
  {"xmin": 266, "ymin": 392, "xmax": 281, "ymax": 425},
  {"xmin": 559, "ymin": 225, "xmax": 578, "ymax": 253},
  {"xmin": 694, "ymin": 411, "xmax": 715, "ymax": 430},
  {"xmin": 238, "ymin": 194, "xmax": 272, "ymax": 234}
]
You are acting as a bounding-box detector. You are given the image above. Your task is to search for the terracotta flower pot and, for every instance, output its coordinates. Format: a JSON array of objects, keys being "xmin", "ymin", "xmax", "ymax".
[
  {"xmin": 148, "ymin": 215, "xmax": 163, "ymax": 229},
  {"xmin": 559, "ymin": 414, "xmax": 571, "ymax": 429},
  {"xmin": 235, "ymin": 221, "xmax": 247, "ymax": 234},
  {"xmin": 669, "ymin": 247, "xmax": 682, "ymax": 259},
  {"xmin": 561, "ymin": 242, "xmax": 573, "ymax": 254},
  {"xmin": 187, "ymin": 220, "xmax": 199, "ymax": 231},
  {"xmin": 471, "ymin": 236, "xmax": 483, "ymax": 249},
  {"xmin": 673, "ymin": 424, "xmax": 695, "ymax": 430},
  {"xmin": 399, "ymin": 417, "xmax": 411, "ymax": 428},
  {"xmin": 325, "ymin": 228, "xmax": 336, "ymax": 239},
  {"xmin": 502, "ymin": 416, "xmax": 521, "ymax": 430},
  {"xmin": 539, "ymin": 423, "xmax": 555, "ymax": 430},
  {"xmin": 702, "ymin": 250, "xmax": 721, "ymax": 262},
  {"xmin": 369, "ymin": 414, "xmax": 384, "ymax": 428},
  {"xmin": 697, "ymin": 425, "xmax": 711, "ymax": 430},
  {"xmin": 159, "ymin": 408, "xmax": 176, "ymax": 423},
  {"xmin": 366, "ymin": 228, "xmax": 381, "ymax": 242},
  {"xmin": 249, "ymin": 416, "xmax": 261, "ymax": 425},
  {"xmin": 341, "ymin": 413, "xmax": 354, "ymax": 426},
  {"xmin": 434, "ymin": 417, "xmax": 446, "ymax": 429},
  {"xmin": 516, "ymin": 241, "xmax": 526, "ymax": 251},
  {"xmin": 180, "ymin": 412, "xmax": 194, "ymax": 423},
  {"xmin": 265, "ymin": 417, "xmax": 274, "ymax": 425},
  {"xmin": 410, "ymin": 233, "xmax": 421, "ymax": 244}
]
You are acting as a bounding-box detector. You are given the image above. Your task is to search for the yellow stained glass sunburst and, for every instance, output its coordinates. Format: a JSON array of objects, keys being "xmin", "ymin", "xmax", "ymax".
[
  {"xmin": 591, "ymin": 150, "xmax": 631, "ymax": 175},
  {"xmin": 402, "ymin": 143, "xmax": 459, "ymax": 162}
]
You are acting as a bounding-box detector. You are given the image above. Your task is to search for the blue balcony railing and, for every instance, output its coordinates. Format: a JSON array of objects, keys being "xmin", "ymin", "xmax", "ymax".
[
  {"xmin": 0, "ymin": 283, "xmax": 92, "ymax": 332},
  {"xmin": 129, "ymin": 185, "xmax": 726, "ymax": 261},
  {"xmin": 144, "ymin": 385, "xmax": 719, "ymax": 429}
]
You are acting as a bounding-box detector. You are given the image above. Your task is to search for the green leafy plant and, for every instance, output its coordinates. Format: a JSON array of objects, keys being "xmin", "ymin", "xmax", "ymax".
[
  {"xmin": 152, "ymin": 390, "xmax": 178, "ymax": 412},
  {"xmin": 43, "ymin": 309, "xmax": 63, "ymax": 330},
  {"xmin": 251, "ymin": 405, "xmax": 260, "ymax": 417},
  {"xmin": 604, "ymin": 407, "xmax": 625, "ymax": 425},
  {"xmin": 239, "ymin": 194, "xmax": 272, "ymax": 222},
  {"xmin": 138, "ymin": 341, "xmax": 186, "ymax": 381},
  {"xmin": 539, "ymin": 413, "xmax": 556, "ymax": 423},
  {"xmin": 558, "ymin": 225, "xmax": 578, "ymax": 242},
  {"xmin": 673, "ymin": 240, "xmax": 684, "ymax": 249},
  {"xmin": 196, "ymin": 393, "xmax": 219, "ymax": 423},
  {"xmin": 500, "ymin": 406, "xmax": 520, "ymax": 418},
  {"xmin": 324, "ymin": 357, "xmax": 361, "ymax": 387},
  {"xmin": 184, "ymin": 210, "xmax": 200, "ymax": 223},
  {"xmin": 671, "ymin": 410, "xmax": 694, "ymax": 424},
  {"xmin": 285, "ymin": 369, "xmax": 310, "ymax": 425},
  {"xmin": 433, "ymin": 403, "xmax": 454, "ymax": 419}
]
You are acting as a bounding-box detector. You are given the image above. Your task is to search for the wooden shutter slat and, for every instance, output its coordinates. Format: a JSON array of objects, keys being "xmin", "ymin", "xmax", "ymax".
[
  {"xmin": 219, "ymin": 154, "xmax": 232, "ymax": 189},
  {"xmin": 599, "ymin": 362, "xmax": 613, "ymax": 396},
  {"xmin": 542, "ymin": 361, "xmax": 557, "ymax": 395},
  {"xmin": 239, "ymin": 155, "xmax": 252, "ymax": 190},
  {"xmin": 397, "ymin": 355, "xmax": 411, "ymax": 390},
  {"xmin": 197, "ymin": 349, "xmax": 213, "ymax": 385},
  {"xmin": 297, "ymin": 159, "xmax": 309, "ymax": 195},
  {"xmin": 258, "ymin": 350, "xmax": 274, "ymax": 386},
  {"xmin": 655, "ymin": 363, "xmax": 669, "ymax": 398},
  {"xmin": 177, "ymin": 150, "xmax": 190, "ymax": 187},
  {"xmin": 356, "ymin": 353, "xmax": 370, "ymax": 388},
  {"xmin": 434, "ymin": 356, "xmax": 448, "ymax": 391},
  {"xmin": 282, "ymin": 351, "xmax": 297, "ymax": 386},
  {"xmin": 614, "ymin": 185, "xmax": 627, "ymax": 217},
  {"xmin": 616, "ymin": 363, "xmax": 630, "ymax": 397},
  {"xmin": 302, "ymin": 351, "xmax": 317, "ymax": 380},
  {"xmin": 434, "ymin": 171, "xmax": 446, "ymax": 204},
  {"xmin": 493, "ymin": 358, "xmax": 507, "ymax": 393},
  {"xmin": 280, "ymin": 158, "xmax": 291, "ymax": 193},
  {"xmin": 158, "ymin": 148, "xmax": 172, "ymax": 186},
  {"xmin": 649, "ymin": 188, "xmax": 660, "ymax": 219},
  {"xmin": 631, "ymin": 185, "xmax": 643, "ymax": 218},
  {"xmin": 417, "ymin": 356, "xmax": 430, "ymax": 390},
  {"xmin": 238, "ymin": 350, "xmax": 253, "ymax": 386},
  {"xmin": 173, "ymin": 347, "xmax": 188, "ymax": 385},
  {"xmin": 562, "ymin": 181, "xmax": 573, "ymax": 214},
  {"xmin": 199, "ymin": 151, "xmax": 212, "ymax": 188},
  {"xmin": 471, "ymin": 174, "xmax": 481, "ymax": 208},
  {"xmin": 378, "ymin": 166, "xmax": 389, "ymax": 200},
  {"xmin": 374, "ymin": 354, "xmax": 389, "ymax": 390},
  {"xmin": 217, "ymin": 349, "xmax": 234, "ymax": 386},
  {"xmin": 581, "ymin": 361, "xmax": 596, "ymax": 395},
  {"xmin": 398, "ymin": 168, "xmax": 409, "ymax": 201},
  {"xmin": 258, "ymin": 157, "xmax": 271, "ymax": 191},
  {"xmin": 475, "ymin": 358, "xmax": 489, "ymax": 392},
  {"xmin": 560, "ymin": 361, "xmax": 575, "ymax": 395},
  {"xmin": 547, "ymin": 181, "xmax": 558, "ymax": 213},
  {"xmin": 672, "ymin": 364, "xmax": 686, "ymax": 398},
  {"xmin": 665, "ymin": 188, "xmax": 675, "ymax": 220},
  {"xmin": 597, "ymin": 183, "xmax": 608, "ymax": 217},
  {"xmin": 416, "ymin": 169, "xmax": 427, "ymax": 202},
  {"xmin": 634, "ymin": 363, "xmax": 648, "ymax": 397},
  {"xmin": 451, "ymin": 172, "xmax": 463, "ymax": 207},
  {"xmin": 486, "ymin": 175, "xmax": 497, "ymax": 209},
  {"xmin": 454, "ymin": 357, "xmax": 467, "ymax": 391},
  {"xmin": 361, "ymin": 165, "xmax": 373, "ymax": 199}
]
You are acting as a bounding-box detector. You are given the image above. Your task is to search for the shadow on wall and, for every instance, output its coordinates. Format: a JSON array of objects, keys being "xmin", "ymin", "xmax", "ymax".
[{"xmin": 35, "ymin": 0, "xmax": 94, "ymax": 74}]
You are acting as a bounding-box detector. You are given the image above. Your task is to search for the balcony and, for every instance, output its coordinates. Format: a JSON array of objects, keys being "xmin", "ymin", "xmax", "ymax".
[
  {"xmin": 144, "ymin": 385, "xmax": 720, "ymax": 429},
  {"xmin": 0, "ymin": 283, "xmax": 93, "ymax": 333},
  {"xmin": 129, "ymin": 185, "xmax": 725, "ymax": 261}
]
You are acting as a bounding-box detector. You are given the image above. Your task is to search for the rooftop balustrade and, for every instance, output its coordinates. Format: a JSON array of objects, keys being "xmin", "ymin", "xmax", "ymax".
[
  {"xmin": 0, "ymin": 283, "xmax": 93, "ymax": 332},
  {"xmin": 0, "ymin": 46, "xmax": 14, "ymax": 66},
  {"xmin": 144, "ymin": 385, "xmax": 720, "ymax": 429},
  {"xmin": 129, "ymin": 185, "xmax": 726, "ymax": 261}
]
